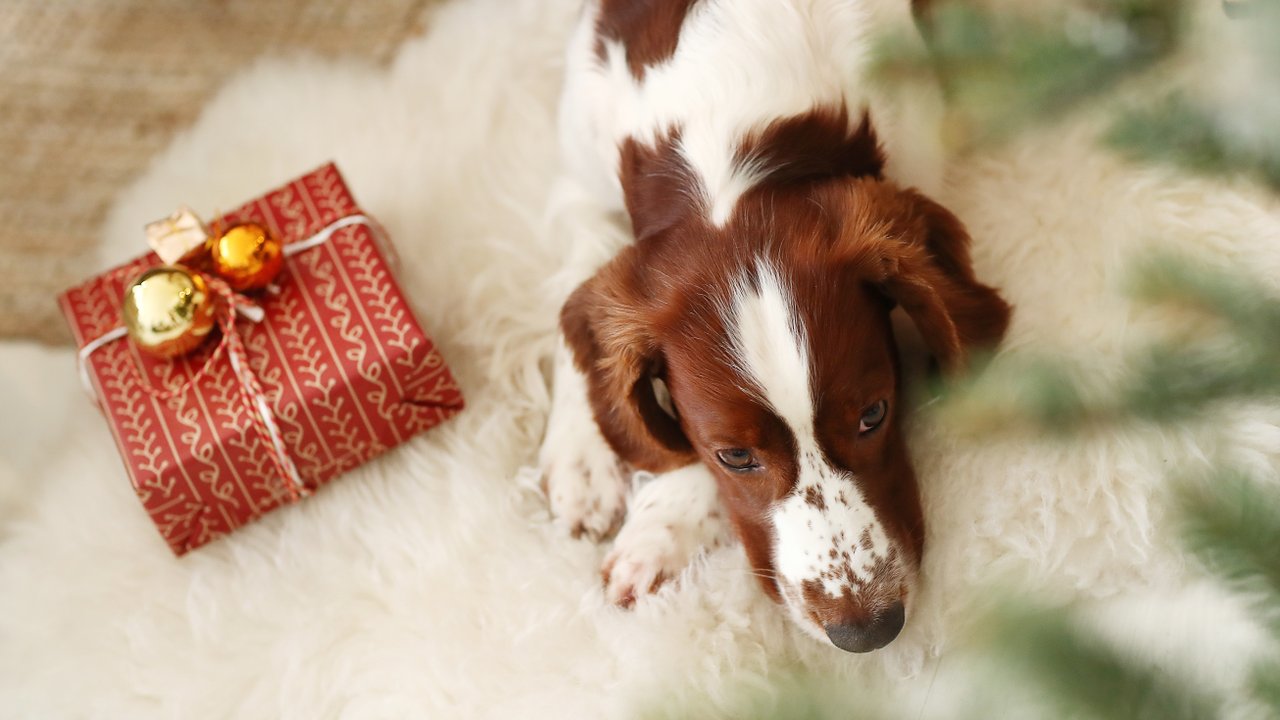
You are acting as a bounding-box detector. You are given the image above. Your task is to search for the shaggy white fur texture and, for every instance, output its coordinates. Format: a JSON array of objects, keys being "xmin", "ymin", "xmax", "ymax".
[{"xmin": 3, "ymin": 0, "xmax": 1279, "ymax": 717}]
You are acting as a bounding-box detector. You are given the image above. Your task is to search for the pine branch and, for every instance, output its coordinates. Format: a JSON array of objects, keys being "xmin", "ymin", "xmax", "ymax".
[
  {"xmin": 1121, "ymin": 345, "xmax": 1279, "ymax": 423},
  {"xmin": 1129, "ymin": 255, "xmax": 1280, "ymax": 346},
  {"xmin": 1175, "ymin": 471, "xmax": 1280, "ymax": 632},
  {"xmin": 873, "ymin": 0, "xmax": 1186, "ymax": 145},
  {"xmin": 1108, "ymin": 94, "xmax": 1280, "ymax": 190},
  {"xmin": 1108, "ymin": 1, "xmax": 1280, "ymax": 188},
  {"xmin": 877, "ymin": 0, "xmax": 1280, "ymax": 189},
  {"xmin": 1252, "ymin": 661, "xmax": 1280, "ymax": 711},
  {"xmin": 935, "ymin": 256, "xmax": 1280, "ymax": 435},
  {"xmin": 981, "ymin": 603, "xmax": 1221, "ymax": 720}
]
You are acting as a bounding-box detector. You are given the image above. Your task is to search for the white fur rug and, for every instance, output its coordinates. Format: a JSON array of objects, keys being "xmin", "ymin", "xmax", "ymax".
[{"xmin": 3, "ymin": 1, "xmax": 1279, "ymax": 717}]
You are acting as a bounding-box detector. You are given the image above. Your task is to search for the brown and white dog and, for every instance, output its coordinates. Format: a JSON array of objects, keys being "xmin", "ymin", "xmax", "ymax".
[{"xmin": 539, "ymin": 0, "xmax": 1011, "ymax": 654}]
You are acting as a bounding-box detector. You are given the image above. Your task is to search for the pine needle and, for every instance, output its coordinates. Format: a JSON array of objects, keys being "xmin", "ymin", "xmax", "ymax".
[
  {"xmin": 1108, "ymin": 95, "xmax": 1280, "ymax": 190},
  {"xmin": 872, "ymin": 0, "xmax": 1186, "ymax": 146},
  {"xmin": 982, "ymin": 603, "xmax": 1221, "ymax": 720},
  {"xmin": 1175, "ymin": 472, "xmax": 1280, "ymax": 621}
]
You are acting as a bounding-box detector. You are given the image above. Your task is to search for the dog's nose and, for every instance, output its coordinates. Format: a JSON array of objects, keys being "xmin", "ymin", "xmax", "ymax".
[{"xmin": 824, "ymin": 602, "xmax": 906, "ymax": 653}]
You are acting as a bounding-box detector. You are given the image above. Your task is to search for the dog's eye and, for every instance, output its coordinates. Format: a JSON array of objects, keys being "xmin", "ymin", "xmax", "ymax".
[
  {"xmin": 716, "ymin": 448, "xmax": 758, "ymax": 471},
  {"xmin": 858, "ymin": 400, "xmax": 888, "ymax": 434}
]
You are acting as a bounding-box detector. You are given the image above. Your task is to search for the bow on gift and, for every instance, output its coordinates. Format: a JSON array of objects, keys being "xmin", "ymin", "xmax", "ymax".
[{"xmin": 77, "ymin": 209, "xmax": 382, "ymax": 502}]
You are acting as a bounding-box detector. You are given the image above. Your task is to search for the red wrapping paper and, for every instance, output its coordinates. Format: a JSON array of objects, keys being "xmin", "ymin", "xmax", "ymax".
[{"xmin": 59, "ymin": 163, "xmax": 464, "ymax": 554}]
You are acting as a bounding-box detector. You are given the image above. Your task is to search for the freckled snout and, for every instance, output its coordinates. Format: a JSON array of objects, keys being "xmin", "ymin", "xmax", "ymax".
[{"xmin": 824, "ymin": 601, "xmax": 905, "ymax": 653}]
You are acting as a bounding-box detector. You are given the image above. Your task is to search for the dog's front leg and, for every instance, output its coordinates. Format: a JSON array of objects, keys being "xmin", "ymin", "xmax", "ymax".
[
  {"xmin": 601, "ymin": 463, "xmax": 730, "ymax": 608},
  {"xmin": 540, "ymin": 334, "xmax": 630, "ymax": 541}
]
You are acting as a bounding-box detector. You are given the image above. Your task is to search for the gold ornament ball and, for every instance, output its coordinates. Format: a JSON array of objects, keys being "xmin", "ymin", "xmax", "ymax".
[
  {"xmin": 210, "ymin": 222, "xmax": 284, "ymax": 291},
  {"xmin": 122, "ymin": 266, "xmax": 217, "ymax": 358}
]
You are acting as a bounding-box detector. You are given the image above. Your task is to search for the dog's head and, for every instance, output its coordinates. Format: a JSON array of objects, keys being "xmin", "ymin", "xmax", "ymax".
[{"xmin": 562, "ymin": 175, "xmax": 1010, "ymax": 652}]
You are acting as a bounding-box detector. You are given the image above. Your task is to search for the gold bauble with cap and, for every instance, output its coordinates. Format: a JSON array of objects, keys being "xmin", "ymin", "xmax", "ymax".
[
  {"xmin": 121, "ymin": 266, "xmax": 217, "ymax": 358},
  {"xmin": 209, "ymin": 222, "xmax": 284, "ymax": 292}
]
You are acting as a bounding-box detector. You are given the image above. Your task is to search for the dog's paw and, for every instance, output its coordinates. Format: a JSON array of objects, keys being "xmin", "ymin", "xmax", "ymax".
[
  {"xmin": 600, "ymin": 521, "xmax": 685, "ymax": 609},
  {"xmin": 599, "ymin": 464, "xmax": 729, "ymax": 608},
  {"xmin": 541, "ymin": 433, "xmax": 628, "ymax": 542}
]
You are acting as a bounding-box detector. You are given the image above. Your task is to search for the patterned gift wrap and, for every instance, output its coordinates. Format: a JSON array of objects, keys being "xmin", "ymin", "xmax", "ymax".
[{"xmin": 59, "ymin": 163, "xmax": 464, "ymax": 554}]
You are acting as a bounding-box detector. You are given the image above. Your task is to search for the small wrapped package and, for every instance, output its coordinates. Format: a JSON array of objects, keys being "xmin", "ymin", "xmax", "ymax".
[{"xmin": 59, "ymin": 163, "xmax": 464, "ymax": 554}]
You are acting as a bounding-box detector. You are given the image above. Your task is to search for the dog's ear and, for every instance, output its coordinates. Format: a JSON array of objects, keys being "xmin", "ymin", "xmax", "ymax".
[
  {"xmin": 560, "ymin": 247, "xmax": 696, "ymax": 472},
  {"xmin": 840, "ymin": 182, "xmax": 1012, "ymax": 371}
]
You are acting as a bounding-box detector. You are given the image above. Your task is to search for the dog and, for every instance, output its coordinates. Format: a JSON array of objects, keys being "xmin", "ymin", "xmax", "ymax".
[{"xmin": 539, "ymin": 0, "xmax": 1011, "ymax": 654}]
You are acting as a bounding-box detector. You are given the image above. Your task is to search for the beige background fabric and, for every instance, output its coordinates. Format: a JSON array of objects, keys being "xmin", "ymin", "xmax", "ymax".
[{"xmin": 0, "ymin": 0, "xmax": 435, "ymax": 344}]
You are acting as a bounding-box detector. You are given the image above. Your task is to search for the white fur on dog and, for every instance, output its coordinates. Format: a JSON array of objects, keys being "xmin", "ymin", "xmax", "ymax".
[
  {"xmin": 1, "ymin": 0, "xmax": 1278, "ymax": 717},
  {"xmin": 560, "ymin": 0, "xmax": 945, "ymax": 223},
  {"xmin": 728, "ymin": 262, "xmax": 899, "ymax": 625},
  {"xmin": 540, "ymin": 337, "xmax": 631, "ymax": 540}
]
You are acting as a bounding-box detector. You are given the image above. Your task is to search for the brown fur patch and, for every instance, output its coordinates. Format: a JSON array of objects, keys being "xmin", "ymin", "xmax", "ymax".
[
  {"xmin": 595, "ymin": 0, "xmax": 700, "ymax": 80},
  {"xmin": 617, "ymin": 131, "xmax": 697, "ymax": 243},
  {"xmin": 560, "ymin": 260, "xmax": 696, "ymax": 473},
  {"xmin": 735, "ymin": 106, "xmax": 885, "ymax": 187},
  {"xmin": 803, "ymin": 486, "xmax": 826, "ymax": 511}
]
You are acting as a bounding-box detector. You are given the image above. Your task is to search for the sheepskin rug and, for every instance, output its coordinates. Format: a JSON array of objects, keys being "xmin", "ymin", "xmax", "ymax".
[{"xmin": 3, "ymin": 0, "xmax": 1279, "ymax": 717}]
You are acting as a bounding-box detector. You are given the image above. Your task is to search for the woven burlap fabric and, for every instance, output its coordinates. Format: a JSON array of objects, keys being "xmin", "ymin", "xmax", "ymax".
[{"xmin": 0, "ymin": 0, "xmax": 434, "ymax": 345}]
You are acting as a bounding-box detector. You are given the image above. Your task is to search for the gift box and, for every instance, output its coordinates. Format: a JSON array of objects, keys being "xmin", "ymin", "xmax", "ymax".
[{"xmin": 59, "ymin": 163, "xmax": 464, "ymax": 555}]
